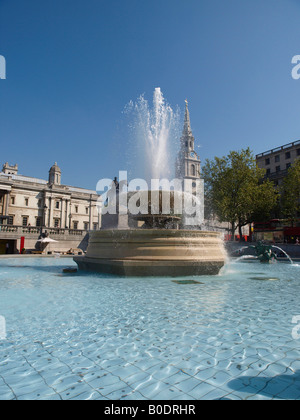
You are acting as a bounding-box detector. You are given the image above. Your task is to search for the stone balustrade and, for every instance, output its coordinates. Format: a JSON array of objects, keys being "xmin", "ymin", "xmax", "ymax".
[{"xmin": 0, "ymin": 224, "xmax": 86, "ymax": 238}]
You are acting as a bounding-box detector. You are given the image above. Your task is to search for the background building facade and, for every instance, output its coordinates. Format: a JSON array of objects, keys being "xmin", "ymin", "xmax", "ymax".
[
  {"xmin": 255, "ymin": 140, "xmax": 300, "ymax": 243},
  {"xmin": 256, "ymin": 139, "xmax": 300, "ymax": 186},
  {"xmin": 0, "ymin": 162, "xmax": 101, "ymax": 254}
]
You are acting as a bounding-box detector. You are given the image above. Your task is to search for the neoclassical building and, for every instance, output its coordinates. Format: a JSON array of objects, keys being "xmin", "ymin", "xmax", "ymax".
[{"xmin": 0, "ymin": 162, "xmax": 101, "ymax": 253}]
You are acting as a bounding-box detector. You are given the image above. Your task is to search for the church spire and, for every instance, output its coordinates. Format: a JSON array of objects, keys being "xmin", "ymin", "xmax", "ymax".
[
  {"xmin": 175, "ymin": 99, "xmax": 201, "ymax": 181},
  {"xmin": 183, "ymin": 99, "xmax": 193, "ymax": 136},
  {"xmin": 181, "ymin": 99, "xmax": 194, "ymax": 150}
]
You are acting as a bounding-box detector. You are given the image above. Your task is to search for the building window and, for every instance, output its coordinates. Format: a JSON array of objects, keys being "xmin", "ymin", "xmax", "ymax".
[
  {"xmin": 8, "ymin": 216, "xmax": 14, "ymax": 225},
  {"xmin": 83, "ymin": 222, "xmax": 89, "ymax": 230},
  {"xmin": 75, "ymin": 206, "xmax": 78, "ymax": 213},
  {"xmin": 276, "ymin": 166, "xmax": 281, "ymax": 173},
  {"xmin": 285, "ymin": 151, "xmax": 291, "ymax": 159},
  {"xmin": 191, "ymin": 164, "xmax": 196, "ymax": 176},
  {"xmin": 22, "ymin": 216, "xmax": 28, "ymax": 227},
  {"xmin": 56, "ymin": 201, "xmax": 60, "ymax": 209},
  {"xmin": 93, "ymin": 223, "xmax": 98, "ymax": 231},
  {"xmin": 297, "ymin": 148, "xmax": 300, "ymax": 156},
  {"xmin": 11, "ymin": 197, "xmax": 15, "ymax": 205},
  {"xmin": 275, "ymin": 155, "xmax": 280, "ymax": 163},
  {"xmin": 36, "ymin": 217, "xmax": 42, "ymax": 227},
  {"xmin": 73, "ymin": 221, "xmax": 78, "ymax": 230},
  {"xmin": 25, "ymin": 198, "xmax": 29, "ymax": 206},
  {"xmin": 86, "ymin": 207, "xmax": 89, "ymax": 215},
  {"xmin": 266, "ymin": 168, "xmax": 271, "ymax": 175},
  {"xmin": 286, "ymin": 163, "xmax": 292, "ymax": 170},
  {"xmin": 54, "ymin": 218, "xmax": 60, "ymax": 228},
  {"xmin": 265, "ymin": 158, "xmax": 270, "ymax": 165}
]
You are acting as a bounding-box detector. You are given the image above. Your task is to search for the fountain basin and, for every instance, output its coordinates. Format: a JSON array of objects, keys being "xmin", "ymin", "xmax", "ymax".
[{"xmin": 74, "ymin": 229, "xmax": 226, "ymax": 276}]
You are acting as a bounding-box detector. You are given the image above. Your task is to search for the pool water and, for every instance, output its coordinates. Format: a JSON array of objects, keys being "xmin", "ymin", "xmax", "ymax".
[{"xmin": 0, "ymin": 257, "xmax": 300, "ymax": 400}]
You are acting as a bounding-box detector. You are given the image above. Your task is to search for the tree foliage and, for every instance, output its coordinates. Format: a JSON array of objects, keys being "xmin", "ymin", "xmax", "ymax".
[
  {"xmin": 202, "ymin": 148, "xmax": 278, "ymax": 239},
  {"xmin": 281, "ymin": 159, "xmax": 300, "ymax": 221}
]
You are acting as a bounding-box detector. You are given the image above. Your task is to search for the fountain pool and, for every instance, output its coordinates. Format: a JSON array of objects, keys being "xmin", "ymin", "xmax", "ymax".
[{"xmin": 0, "ymin": 256, "xmax": 300, "ymax": 400}]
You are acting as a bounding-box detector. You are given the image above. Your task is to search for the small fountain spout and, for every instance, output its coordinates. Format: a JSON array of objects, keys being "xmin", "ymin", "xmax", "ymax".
[
  {"xmin": 236, "ymin": 242, "xmax": 294, "ymax": 265},
  {"xmin": 271, "ymin": 246, "xmax": 294, "ymax": 265}
]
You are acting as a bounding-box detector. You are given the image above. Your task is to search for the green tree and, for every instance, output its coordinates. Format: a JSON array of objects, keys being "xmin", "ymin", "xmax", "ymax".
[
  {"xmin": 281, "ymin": 159, "xmax": 300, "ymax": 222},
  {"xmin": 202, "ymin": 148, "xmax": 278, "ymax": 240}
]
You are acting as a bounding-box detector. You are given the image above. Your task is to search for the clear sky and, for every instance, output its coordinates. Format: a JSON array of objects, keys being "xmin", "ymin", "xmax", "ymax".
[{"xmin": 1, "ymin": 0, "xmax": 300, "ymax": 189}]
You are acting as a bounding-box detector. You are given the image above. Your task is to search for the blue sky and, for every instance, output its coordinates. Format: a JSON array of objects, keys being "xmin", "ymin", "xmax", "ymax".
[{"xmin": 1, "ymin": 0, "xmax": 300, "ymax": 189}]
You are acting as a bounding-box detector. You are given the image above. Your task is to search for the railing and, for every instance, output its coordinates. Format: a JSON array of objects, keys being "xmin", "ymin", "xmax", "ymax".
[
  {"xmin": 266, "ymin": 169, "xmax": 288, "ymax": 180},
  {"xmin": 47, "ymin": 227, "xmax": 85, "ymax": 236},
  {"xmin": 0, "ymin": 225, "xmax": 19, "ymax": 233},
  {"xmin": 256, "ymin": 140, "xmax": 300, "ymax": 158},
  {"xmin": 0, "ymin": 225, "xmax": 86, "ymax": 236}
]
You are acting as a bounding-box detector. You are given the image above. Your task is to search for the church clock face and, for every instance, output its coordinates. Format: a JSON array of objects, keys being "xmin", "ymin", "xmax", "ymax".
[{"xmin": 190, "ymin": 152, "xmax": 195, "ymax": 158}]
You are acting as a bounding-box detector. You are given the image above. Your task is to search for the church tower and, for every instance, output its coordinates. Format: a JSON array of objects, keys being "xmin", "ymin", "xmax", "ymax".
[
  {"xmin": 48, "ymin": 162, "xmax": 61, "ymax": 185},
  {"xmin": 176, "ymin": 100, "xmax": 201, "ymax": 181}
]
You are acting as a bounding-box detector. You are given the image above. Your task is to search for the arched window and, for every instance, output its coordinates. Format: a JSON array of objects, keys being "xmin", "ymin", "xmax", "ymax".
[{"xmin": 191, "ymin": 164, "xmax": 196, "ymax": 176}]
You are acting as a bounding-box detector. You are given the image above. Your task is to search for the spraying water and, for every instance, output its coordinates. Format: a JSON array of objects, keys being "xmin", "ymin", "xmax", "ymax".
[
  {"xmin": 272, "ymin": 246, "xmax": 294, "ymax": 265},
  {"xmin": 124, "ymin": 88, "xmax": 180, "ymax": 182}
]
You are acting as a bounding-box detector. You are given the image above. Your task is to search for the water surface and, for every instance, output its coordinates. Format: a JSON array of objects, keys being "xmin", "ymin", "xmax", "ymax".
[{"xmin": 0, "ymin": 257, "xmax": 300, "ymax": 400}]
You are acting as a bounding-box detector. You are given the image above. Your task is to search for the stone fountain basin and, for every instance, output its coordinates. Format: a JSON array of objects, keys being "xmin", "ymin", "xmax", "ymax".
[{"xmin": 74, "ymin": 229, "xmax": 226, "ymax": 277}]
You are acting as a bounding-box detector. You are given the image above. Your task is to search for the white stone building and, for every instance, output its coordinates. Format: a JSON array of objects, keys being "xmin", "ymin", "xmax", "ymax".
[{"xmin": 0, "ymin": 162, "xmax": 101, "ymax": 254}]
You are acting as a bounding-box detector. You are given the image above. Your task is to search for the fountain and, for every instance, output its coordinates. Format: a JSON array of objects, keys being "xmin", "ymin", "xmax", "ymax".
[
  {"xmin": 250, "ymin": 242, "xmax": 278, "ymax": 264},
  {"xmin": 74, "ymin": 89, "xmax": 226, "ymax": 276},
  {"xmin": 232, "ymin": 241, "xmax": 294, "ymax": 265},
  {"xmin": 123, "ymin": 87, "xmax": 180, "ymax": 182}
]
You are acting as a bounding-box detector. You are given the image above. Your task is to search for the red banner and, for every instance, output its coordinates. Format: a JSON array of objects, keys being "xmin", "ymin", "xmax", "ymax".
[{"xmin": 20, "ymin": 237, "xmax": 25, "ymax": 254}]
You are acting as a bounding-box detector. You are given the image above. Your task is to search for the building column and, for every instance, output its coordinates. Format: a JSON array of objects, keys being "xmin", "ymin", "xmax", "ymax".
[
  {"xmin": 97, "ymin": 198, "xmax": 102, "ymax": 229},
  {"xmin": 68, "ymin": 200, "xmax": 72, "ymax": 229},
  {"xmin": 1, "ymin": 193, "xmax": 6, "ymax": 216},
  {"xmin": 60, "ymin": 198, "xmax": 65, "ymax": 228},
  {"xmin": 48, "ymin": 197, "xmax": 53, "ymax": 228},
  {"xmin": 43, "ymin": 205, "xmax": 48, "ymax": 227},
  {"xmin": 89, "ymin": 197, "xmax": 93, "ymax": 230},
  {"xmin": 3, "ymin": 191, "xmax": 10, "ymax": 217},
  {"xmin": 42, "ymin": 192, "xmax": 48, "ymax": 228},
  {"xmin": 64, "ymin": 199, "xmax": 69, "ymax": 228}
]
